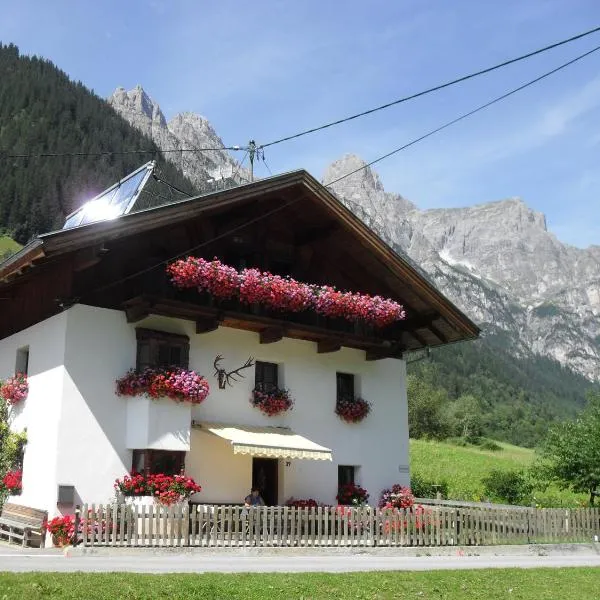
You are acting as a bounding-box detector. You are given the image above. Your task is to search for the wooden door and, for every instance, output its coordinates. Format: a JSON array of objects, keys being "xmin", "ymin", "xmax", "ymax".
[{"xmin": 252, "ymin": 457, "xmax": 279, "ymax": 506}]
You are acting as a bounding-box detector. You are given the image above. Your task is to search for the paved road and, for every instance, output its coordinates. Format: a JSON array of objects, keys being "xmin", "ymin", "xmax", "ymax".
[{"xmin": 1, "ymin": 550, "xmax": 600, "ymax": 573}]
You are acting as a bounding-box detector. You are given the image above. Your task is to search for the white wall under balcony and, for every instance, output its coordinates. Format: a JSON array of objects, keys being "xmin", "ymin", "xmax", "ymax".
[
  {"xmin": 126, "ymin": 397, "xmax": 191, "ymax": 451},
  {"xmin": 0, "ymin": 312, "xmax": 68, "ymax": 516}
]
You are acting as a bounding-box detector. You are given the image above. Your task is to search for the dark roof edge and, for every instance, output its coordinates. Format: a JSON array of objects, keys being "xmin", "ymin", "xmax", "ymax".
[
  {"xmin": 1, "ymin": 169, "xmax": 479, "ymax": 339},
  {"xmin": 0, "ymin": 239, "xmax": 44, "ymax": 280}
]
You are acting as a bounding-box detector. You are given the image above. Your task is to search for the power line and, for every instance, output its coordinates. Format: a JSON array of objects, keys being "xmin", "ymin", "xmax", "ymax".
[
  {"xmin": 259, "ymin": 25, "xmax": 600, "ymax": 149},
  {"xmin": 79, "ymin": 43, "xmax": 599, "ymax": 300},
  {"xmin": 0, "ymin": 145, "xmax": 243, "ymax": 160},
  {"xmin": 262, "ymin": 154, "xmax": 274, "ymax": 177},
  {"xmin": 152, "ymin": 172, "xmax": 194, "ymax": 198},
  {"xmin": 324, "ymin": 43, "xmax": 600, "ymax": 188},
  {"xmin": 84, "ymin": 195, "xmax": 300, "ymax": 299},
  {"xmin": 231, "ymin": 151, "xmax": 249, "ymax": 184}
]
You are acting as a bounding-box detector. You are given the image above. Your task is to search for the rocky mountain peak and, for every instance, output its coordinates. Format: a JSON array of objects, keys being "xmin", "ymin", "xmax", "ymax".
[
  {"xmin": 324, "ymin": 154, "xmax": 384, "ymax": 191},
  {"xmin": 106, "ymin": 84, "xmax": 599, "ymax": 380},
  {"xmin": 109, "ymin": 86, "xmax": 248, "ymax": 194},
  {"xmin": 325, "ymin": 153, "xmax": 599, "ymax": 379},
  {"xmin": 109, "ymin": 85, "xmax": 167, "ymax": 133}
]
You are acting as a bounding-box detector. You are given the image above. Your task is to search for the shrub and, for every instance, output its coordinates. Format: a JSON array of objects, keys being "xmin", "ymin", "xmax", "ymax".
[
  {"xmin": 478, "ymin": 439, "xmax": 502, "ymax": 452},
  {"xmin": 409, "ymin": 473, "xmax": 449, "ymax": 499},
  {"xmin": 482, "ymin": 469, "xmax": 534, "ymax": 505}
]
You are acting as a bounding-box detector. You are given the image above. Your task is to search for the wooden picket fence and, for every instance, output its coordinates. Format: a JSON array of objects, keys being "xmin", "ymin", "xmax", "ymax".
[{"xmin": 77, "ymin": 503, "xmax": 600, "ymax": 548}]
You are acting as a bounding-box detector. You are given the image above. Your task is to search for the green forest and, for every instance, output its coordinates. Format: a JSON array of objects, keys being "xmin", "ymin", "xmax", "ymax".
[
  {"xmin": 407, "ymin": 334, "xmax": 595, "ymax": 447},
  {"xmin": 0, "ymin": 43, "xmax": 196, "ymax": 243},
  {"xmin": 0, "ymin": 42, "xmax": 596, "ymax": 448}
]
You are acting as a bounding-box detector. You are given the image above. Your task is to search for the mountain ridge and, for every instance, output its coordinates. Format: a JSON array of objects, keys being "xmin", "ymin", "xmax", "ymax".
[
  {"xmin": 108, "ymin": 85, "xmax": 249, "ymax": 192},
  {"xmin": 322, "ymin": 154, "xmax": 600, "ymax": 380},
  {"xmin": 106, "ymin": 89, "xmax": 600, "ymax": 380}
]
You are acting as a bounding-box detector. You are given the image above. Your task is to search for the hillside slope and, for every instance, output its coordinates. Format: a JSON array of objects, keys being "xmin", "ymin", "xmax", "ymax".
[
  {"xmin": 0, "ymin": 43, "xmax": 198, "ymax": 243},
  {"xmin": 410, "ymin": 439, "xmax": 584, "ymax": 506}
]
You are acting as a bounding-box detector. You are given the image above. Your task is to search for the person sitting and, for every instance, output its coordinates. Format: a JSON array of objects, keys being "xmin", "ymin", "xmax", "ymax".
[{"xmin": 244, "ymin": 487, "xmax": 265, "ymax": 507}]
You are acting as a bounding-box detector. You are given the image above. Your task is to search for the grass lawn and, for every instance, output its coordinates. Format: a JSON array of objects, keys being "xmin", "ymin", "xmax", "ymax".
[
  {"xmin": 1, "ymin": 569, "xmax": 599, "ymax": 599},
  {"xmin": 410, "ymin": 439, "xmax": 585, "ymax": 506},
  {"xmin": 0, "ymin": 234, "xmax": 21, "ymax": 255}
]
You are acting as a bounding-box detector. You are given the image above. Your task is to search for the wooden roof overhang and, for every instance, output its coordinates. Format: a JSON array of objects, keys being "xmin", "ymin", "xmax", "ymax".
[{"xmin": 0, "ymin": 170, "xmax": 479, "ymax": 357}]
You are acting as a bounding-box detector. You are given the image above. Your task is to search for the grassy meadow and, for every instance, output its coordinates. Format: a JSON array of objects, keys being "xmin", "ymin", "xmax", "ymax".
[
  {"xmin": 1, "ymin": 570, "xmax": 600, "ymax": 599},
  {"xmin": 0, "ymin": 234, "xmax": 21, "ymax": 257},
  {"xmin": 410, "ymin": 438, "xmax": 585, "ymax": 506}
]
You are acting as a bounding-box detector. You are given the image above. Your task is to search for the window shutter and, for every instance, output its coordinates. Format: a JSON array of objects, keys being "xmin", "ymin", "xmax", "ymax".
[{"xmin": 255, "ymin": 361, "xmax": 278, "ymax": 391}]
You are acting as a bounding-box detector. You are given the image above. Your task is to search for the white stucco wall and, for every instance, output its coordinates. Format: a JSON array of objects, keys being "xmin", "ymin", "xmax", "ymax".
[
  {"xmin": 139, "ymin": 313, "xmax": 410, "ymax": 507},
  {"xmin": 186, "ymin": 429, "xmax": 252, "ymax": 504},
  {"xmin": 56, "ymin": 304, "xmax": 135, "ymax": 510},
  {"xmin": 3, "ymin": 304, "xmax": 409, "ymax": 513},
  {"xmin": 126, "ymin": 397, "xmax": 191, "ymax": 451},
  {"xmin": 0, "ymin": 312, "xmax": 68, "ymax": 514}
]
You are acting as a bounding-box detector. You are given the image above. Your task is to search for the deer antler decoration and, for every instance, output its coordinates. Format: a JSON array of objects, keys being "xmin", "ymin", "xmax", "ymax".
[{"xmin": 213, "ymin": 355, "xmax": 255, "ymax": 389}]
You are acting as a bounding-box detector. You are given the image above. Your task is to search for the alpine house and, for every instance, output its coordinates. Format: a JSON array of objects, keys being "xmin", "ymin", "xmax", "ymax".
[{"xmin": 0, "ymin": 163, "xmax": 478, "ymax": 518}]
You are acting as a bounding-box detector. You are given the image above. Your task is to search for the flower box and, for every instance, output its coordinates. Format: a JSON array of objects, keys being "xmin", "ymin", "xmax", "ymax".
[
  {"xmin": 167, "ymin": 257, "xmax": 406, "ymax": 328},
  {"xmin": 116, "ymin": 367, "xmax": 209, "ymax": 404},
  {"xmin": 250, "ymin": 387, "xmax": 293, "ymax": 416},
  {"xmin": 335, "ymin": 397, "xmax": 371, "ymax": 423}
]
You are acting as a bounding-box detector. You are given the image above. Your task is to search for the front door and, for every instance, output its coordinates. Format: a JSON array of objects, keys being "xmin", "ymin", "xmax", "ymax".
[{"xmin": 252, "ymin": 457, "xmax": 278, "ymax": 506}]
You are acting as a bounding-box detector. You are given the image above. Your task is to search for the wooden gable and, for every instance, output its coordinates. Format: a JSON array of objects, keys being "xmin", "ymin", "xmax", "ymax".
[{"xmin": 0, "ymin": 170, "xmax": 479, "ymax": 357}]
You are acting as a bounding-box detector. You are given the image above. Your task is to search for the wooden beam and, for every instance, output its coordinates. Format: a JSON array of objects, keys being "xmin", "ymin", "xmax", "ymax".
[
  {"xmin": 294, "ymin": 222, "xmax": 339, "ymax": 246},
  {"xmin": 317, "ymin": 340, "xmax": 341, "ymax": 354},
  {"xmin": 126, "ymin": 302, "xmax": 151, "ymax": 323},
  {"xmin": 196, "ymin": 316, "xmax": 219, "ymax": 334},
  {"xmin": 365, "ymin": 347, "xmax": 404, "ymax": 361},
  {"xmin": 429, "ymin": 323, "xmax": 449, "ymax": 343},
  {"xmin": 410, "ymin": 329, "xmax": 428, "ymax": 347},
  {"xmin": 259, "ymin": 327, "xmax": 284, "ymax": 344},
  {"xmin": 73, "ymin": 245, "xmax": 109, "ymax": 273}
]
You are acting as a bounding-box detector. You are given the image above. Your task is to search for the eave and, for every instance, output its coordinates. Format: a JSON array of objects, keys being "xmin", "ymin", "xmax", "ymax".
[{"xmin": 0, "ymin": 170, "xmax": 480, "ymax": 350}]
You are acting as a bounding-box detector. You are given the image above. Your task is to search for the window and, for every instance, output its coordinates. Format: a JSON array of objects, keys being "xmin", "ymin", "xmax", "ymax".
[
  {"xmin": 15, "ymin": 346, "xmax": 29, "ymax": 375},
  {"xmin": 132, "ymin": 450, "xmax": 185, "ymax": 475},
  {"xmin": 338, "ymin": 465, "xmax": 355, "ymax": 487},
  {"xmin": 336, "ymin": 372, "xmax": 355, "ymax": 401},
  {"xmin": 255, "ymin": 361, "xmax": 279, "ymax": 392},
  {"xmin": 136, "ymin": 329, "xmax": 189, "ymax": 370}
]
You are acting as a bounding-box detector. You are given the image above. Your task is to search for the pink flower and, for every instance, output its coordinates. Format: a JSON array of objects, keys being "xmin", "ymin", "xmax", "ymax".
[
  {"xmin": 116, "ymin": 368, "xmax": 209, "ymax": 404},
  {"xmin": 166, "ymin": 257, "xmax": 406, "ymax": 328},
  {"xmin": 1, "ymin": 373, "xmax": 28, "ymax": 405}
]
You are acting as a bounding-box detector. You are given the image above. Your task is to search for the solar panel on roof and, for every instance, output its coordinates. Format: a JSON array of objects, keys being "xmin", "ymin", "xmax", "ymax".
[{"xmin": 62, "ymin": 161, "xmax": 155, "ymax": 230}]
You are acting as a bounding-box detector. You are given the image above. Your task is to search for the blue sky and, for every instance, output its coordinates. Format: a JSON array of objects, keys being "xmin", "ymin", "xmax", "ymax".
[{"xmin": 1, "ymin": 0, "xmax": 600, "ymax": 248}]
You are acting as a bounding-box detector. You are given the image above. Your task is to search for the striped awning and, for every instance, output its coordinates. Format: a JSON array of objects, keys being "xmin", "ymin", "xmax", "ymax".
[{"xmin": 194, "ymin": 422, "xmax": 332, "ymax": 461}]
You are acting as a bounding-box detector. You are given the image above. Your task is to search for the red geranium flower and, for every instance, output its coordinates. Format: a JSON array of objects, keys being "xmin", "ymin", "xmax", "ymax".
[
  {"xmin": 166, "ymin": 257, "xmax": 406, "ymax": 328},
  {"xmin": 250, "ymin": 387, "xmax": 294, "ymax": 416},
  {"xmin": 116, "ymin": 367, "xmax": 209, "ymax": 404},
  {"xmin": 2, "ymin": 469, "xmax": 22, "ymax": 493},
  {"xmin": 1, "ymin": 373, "xmax": 28, "ymax": 405}
]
